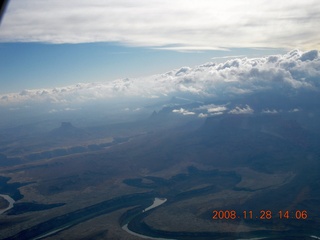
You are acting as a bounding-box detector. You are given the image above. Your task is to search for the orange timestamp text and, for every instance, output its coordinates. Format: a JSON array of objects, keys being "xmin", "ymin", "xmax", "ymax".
[{"xmin": 212, "ymin": 210, "xmax": 308, "ymax": 220}]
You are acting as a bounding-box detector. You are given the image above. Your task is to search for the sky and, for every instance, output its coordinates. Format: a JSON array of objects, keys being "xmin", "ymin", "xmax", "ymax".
[
  {"xmin": 0, "ymin": 0, "xmax": 319, "ymax": 94},
  {"xmin": 1, "ymin": 49, "xmax": 319, "ymax": 106},
  {"xmin": 0, "ymin": 49, "xmax": 319, "ymax": 129}
]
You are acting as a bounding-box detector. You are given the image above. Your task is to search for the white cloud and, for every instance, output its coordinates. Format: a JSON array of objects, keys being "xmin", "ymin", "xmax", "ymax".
[
  {"xmin": 211, "ymin": 55, "xmax": 246, "ymax": 60},
  {"xmin": 262, "ymin": 109, "xmax": 278, "ymax": 114},
  {"xmin": 198, "ymin": 104, "xmax": 228, "ymax": 113},
  {"xmin": 48, "ymin": 107, "xmax": 78, "ymax": 114},
  {"xmin": 0, "ymin": 1, "xmax": 319, "ymax": 50},
  {"xmin": 196, "ymin": 104, "xmax": 228, "ymax": 117},
  {"xmin": 229, "ymin": 105, "xmax": 254, "ymax": 114},
  {"xmin": 173, "ymin": 108, "xmax": 195, "ymax": 115},
  {"xmin": 0, "ymin": 50, "xmax": 320, "ymax": 108},
  {"xmin": 64, "ymin": 107, "xmax": 78, "ymax": 111},
  {"xmin": 207, "ymin": 106, "xmax": 228, "ymax": 113},
  {"xmin": 212, "ymin": 111, "xmax": 224, "ymax": 116},
  {"xmin": 198, "ymin": 113, "xmax": 208, "ymax": 118},
  {"xmin": 290, "ymin": 108, "xmax": 300, "ymax": 112}
]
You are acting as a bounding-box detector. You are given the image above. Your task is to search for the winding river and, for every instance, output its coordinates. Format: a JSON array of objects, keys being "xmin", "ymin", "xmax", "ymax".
[
  {"xmin": 122, "ymin": 197, "xmax": 176, "ymax": 240},
  {"xmin": 3, "ymin": 168, "xmax": 319, "ymax": 240},
  {"xmin": 0, "ymin": 194, "xmax": 15, "ymax": 215}
]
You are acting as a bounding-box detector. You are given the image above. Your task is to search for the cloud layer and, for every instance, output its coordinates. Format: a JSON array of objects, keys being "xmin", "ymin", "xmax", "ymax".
[
  {"xmin": 1, "ymin": 50, "xmax": 319, "ymax": 108},
  {"xmin": 1, "ymin": 0, "xmax": 320, "ymax": 50}
]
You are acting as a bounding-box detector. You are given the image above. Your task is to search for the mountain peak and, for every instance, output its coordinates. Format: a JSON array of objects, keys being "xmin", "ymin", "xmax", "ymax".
[
  {"xmin": 60, "ymin": 122, "xmax": 73, "ymax": 129},
  {"xmin": 50, "ymin": 122, "xmax": 87, "ymax": 138}
]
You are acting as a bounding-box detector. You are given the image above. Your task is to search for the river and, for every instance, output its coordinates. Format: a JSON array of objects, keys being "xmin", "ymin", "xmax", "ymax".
[
  {"xmin": 122, "ymin": 197, "xmax": 176, "ymax": 240},
  {"xmin": 0, "ymin": 194, "xmax": 15, "ymax": 215}
]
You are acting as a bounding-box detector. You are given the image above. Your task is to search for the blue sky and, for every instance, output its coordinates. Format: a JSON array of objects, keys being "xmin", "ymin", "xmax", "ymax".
[
  {"xmin": 0, "ymin": 0, "xmax": 319, "ymax": 94},
  {"xmin": 0, "ymin": 42, "xmax": 284, "ymax": 94}
]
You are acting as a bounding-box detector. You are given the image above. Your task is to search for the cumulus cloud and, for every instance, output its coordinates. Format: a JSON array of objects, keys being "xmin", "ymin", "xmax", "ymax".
[
  {"xmin": 0, "ymin": 1, "xmax": 319, "ymax": 50},
  {"xmin": 229, "ymin": 105, "xmax": 254, "ymax": 114},
  {"xmin": 207, "ymin": 106, "xmax": 228, "ymax": 113},
  {"xmin": 196, "ymin": 104, "xmax": 228, "ymax": 117},
  {"xmin": 0, "ymin": 50, "xmax": 320, "ymax": 108},
  {"xmin": 262, "ymin": 109, "xmax": 279, "ymax": 114},
  {"xmin": 198, "ymin": 113, "xmax": 208, "ymax": 118},
  {"xmin": 290, "ymin": 108, "xmax": 300, "ymax": 112},
  {"xmin": 173, "ymin": 108, "xmax": 196, "ymax": 115},
  {"xmin": 211, "ymin": 111, "xmax": 224, "ymax": 116}
]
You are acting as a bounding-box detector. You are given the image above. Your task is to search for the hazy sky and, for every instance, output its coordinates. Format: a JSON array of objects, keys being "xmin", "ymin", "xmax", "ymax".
[{"xmin": 0, "ymin": 0, "xmax": 319, "ymax": 93}]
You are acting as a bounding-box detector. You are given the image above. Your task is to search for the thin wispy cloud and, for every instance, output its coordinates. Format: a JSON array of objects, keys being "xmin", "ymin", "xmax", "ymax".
[
  {"xmin": 211, "ymin": 55, "xmax": 246, "ymax": 60},
  {"xmin": 0, "ymin": 0, "xmax": 319, "ymax": 50}
]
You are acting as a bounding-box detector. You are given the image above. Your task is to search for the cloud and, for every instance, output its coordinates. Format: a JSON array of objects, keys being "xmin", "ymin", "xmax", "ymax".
[
  {"xmin": 290, "ymin": 108, "xmax": 300, "ymax": 112},
  {"xmin": 0, "ymin": 1, "xmax": 319, "ymax": 50},
  {"xmin": 0, "ymin": 50, "xmax": 319, "ymax": 108},
  {"xmin": 196, "ymin": 104, "xmax": 228, "ymax": 116},
  {"xmin": 173, "ymin": 108, "xmax": 195, "ymax": 115},
  {"xmin": 207, "ymin": 106, "xmax": 228, "ymax": 113},
  {"xmin": 48, "ymin": 109, "xmax": 58, "ymax": 114},
  {"xmin": 229, "ymin": 105, "xmax": 254, "ymax": 114},
  {"xmin": 262, "ymin": 109, "xmax": 278, "ymax": 114},
  {"xmin": 211, "ymin": 55, "xmax": 246, "ymax": 61},
  {"xmin": 211, "ymin": 111, "xmax": 224, "ymax": 116},
  {"xmin": 198, "ymin": 113, "xmax": 208, "ymax": 118}
]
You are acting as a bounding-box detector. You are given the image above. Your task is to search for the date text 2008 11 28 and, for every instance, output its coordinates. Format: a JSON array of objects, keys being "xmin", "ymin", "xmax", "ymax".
[{"xmin": 212, "ymin": 210, "xmax": 308, "ymax": 220}]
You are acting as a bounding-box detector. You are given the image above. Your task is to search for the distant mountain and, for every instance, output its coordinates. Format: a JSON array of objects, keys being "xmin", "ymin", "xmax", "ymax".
[{"xmin": 50, "ymin": 122, "xmax": 88, "ymax": 139}]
